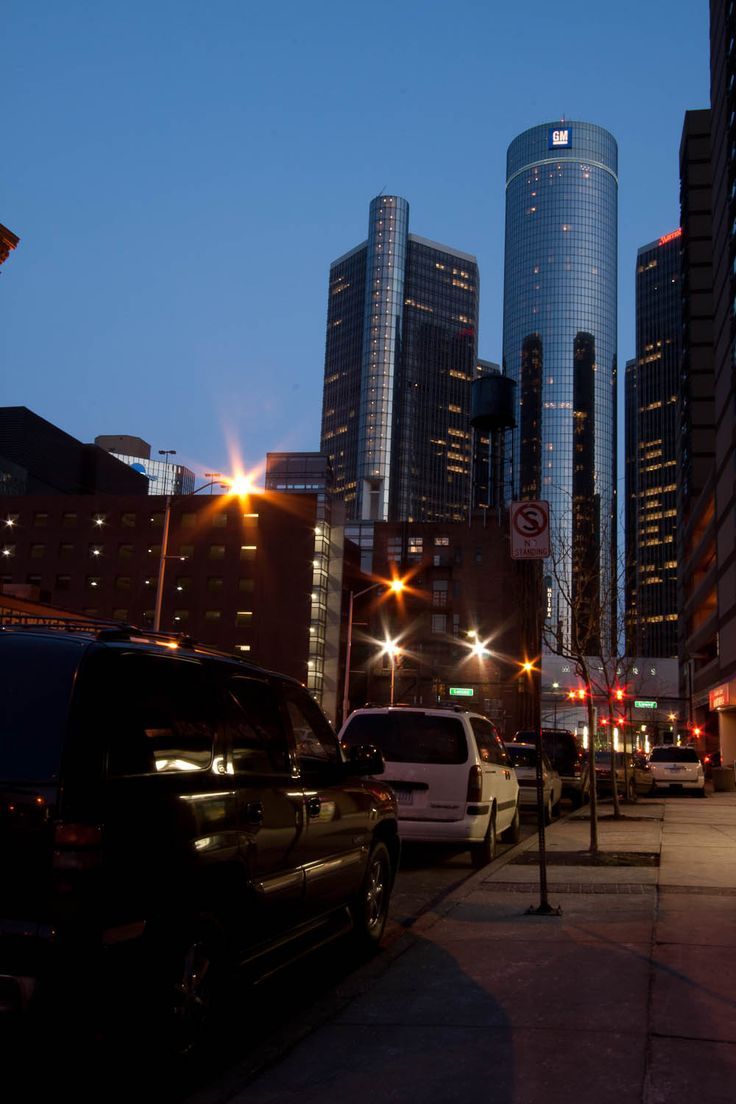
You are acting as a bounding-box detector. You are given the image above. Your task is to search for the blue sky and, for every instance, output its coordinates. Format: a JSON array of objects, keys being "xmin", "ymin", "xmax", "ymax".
[{"xmin": 2, "ymin": 0, "xmax": 709, "ymax": 484}]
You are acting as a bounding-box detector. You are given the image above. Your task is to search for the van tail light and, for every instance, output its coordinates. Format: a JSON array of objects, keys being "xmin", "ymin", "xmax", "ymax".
[
  {"xmin": 467, "ymin": 765, "xmax": 483, "ymax": 803},
  {"xmin": 573, "ymin": 760, "xmax": 582, "ymax": 777},
  {"xmin": 52, "ymin": 823, "xmax": 103, "ymax": 872}
]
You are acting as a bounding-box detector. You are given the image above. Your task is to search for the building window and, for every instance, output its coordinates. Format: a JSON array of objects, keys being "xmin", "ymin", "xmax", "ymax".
[
  {"xmin": 115, "ymin": 576, "xmax": 132, "ymax": 590},
  {"xmin": 207, "ymin": 576, "xmax": 224, "ymax": 592},
  {"xmin": 147, "ymin": 544, "xmax": 162, "ymax": 558},
  {"xmin": 86, "ymin": 576, "xmax": 102, "ymax": 590},
  {"xmin": 30, "ymin": 544, "xmax": 45, "ymax": 559},
  {"xmin": 209, "ymin": 545, "xmax": 226, "ymax": 560},
  {"xmin": 238, "ymin": 578, "xmax": 254, "ymax": 593},
  {"xmin": 240, "ymin": 545, "xmax": 256, "ymax": 562},
  {"xmin": 175, "ymin": 576, "xmax": 191, "ymax": 593},
  {"xmin": 205, "ymin": 609, "xmax": 222, "ymax": 621},
  {"xmin": 149, "ymin": 512, "xmax": 164, "ymax": 529},
  {"xmin": 212, "ymin": 513, "xmax": 227, "ymax": 528},
  {"xmin": 118, "ymin": 543, "xmax": 134, "ymax": 558},
  {"xmin": 434, "ymin": 536, "xmax": 449, "ymax": 546},
  {"xmin": 431, "ymin": 614, "xmax": 447, "ymax": 634},
  {"xmin": 112, "ymin": 608, "xmax": 128, "ymax": 621},
  {"xmin": 432, "ymin": 580, "xmax": 448, "ymax": 607},
  {"xmin": 179, "ymin": 544, "xmax": 194, "ymax": 560},
  {"xmin": 58, "ymin": 543, "xmax": 75, "ymax": 558},
  {"xmin": 474, "ymin": 548, "xmax": 483, "ymax": 564},
  {"xmin": 408, "ymin": 537, "xmax": 423, "ymax": 555},
  {"xmin": 55, "ymin": 575, "xmax": 71, "ymax": 591},
  {"xmin": 62, "ymin": 512, "xmax": 77, "ymax": 528},
  {"xmin": 173, "ymin": 610, "xmax": 190, "ymax": 623},
  {"xmin": 33, "ymin": 513, "xmax": 48, "ymax": 528},
  {"xmin": 181, "ymin": 512, "xmax": 197, "ymax": 527},
  {"xmin": 121, "ymin": 513, "xmax": 137, "ymax": 528},
  {"xmin": 235, "ymin": 611, "xmax": 253, "ymax": 626}
]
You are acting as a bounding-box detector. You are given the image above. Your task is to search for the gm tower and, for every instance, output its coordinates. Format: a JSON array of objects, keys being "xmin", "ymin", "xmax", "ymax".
[{"xmin": 503, "ymin": 121, "xmax": 618, "ymax": 656}]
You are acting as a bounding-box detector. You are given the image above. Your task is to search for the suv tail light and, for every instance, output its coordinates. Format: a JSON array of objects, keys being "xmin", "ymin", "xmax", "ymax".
[
  {"xmin": 52, "ymin": 823, "xmax": 103, "ymax": 872},
  {"xmin": 467, "ymin": 765, "xmax": 483, "ymax": 803}
]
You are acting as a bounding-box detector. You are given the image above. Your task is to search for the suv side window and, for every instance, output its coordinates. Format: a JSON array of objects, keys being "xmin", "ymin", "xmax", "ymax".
[
  {"xmin": 225, "ymin": 676, "xmax": 290, "ymax": 774},
  {"xmin": 283, "ymin": 685, "xmax": 340, "ymax": 769},
  {"xmin": 470, "ymin": 717, "xmax": 509, "ymax": 765},
  {"xmin": 106, "ymin": 653, "xmax": 218, "ymax": 776}
]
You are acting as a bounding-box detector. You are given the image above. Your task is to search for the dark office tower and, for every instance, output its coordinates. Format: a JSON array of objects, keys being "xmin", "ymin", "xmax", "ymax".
[
  {"xmin": 624, "ymin": 357, "xmax": 639, "ymax": 653},
  {"xmin": 503, "ymin": 122, "xmax": 618, "ymax": 655},
  {"xmin": 626, "ymin": 232, "xmax": 682, "ymax": 658},
  {"xmin": 321, "ymin": 196, "xmax": 479, "ymax": 523}
]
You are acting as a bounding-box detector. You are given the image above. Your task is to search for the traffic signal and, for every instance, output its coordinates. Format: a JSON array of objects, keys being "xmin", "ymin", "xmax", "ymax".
[{"xmin": 612, "ymin": 687, "xmax": 624, "ymax": 703}]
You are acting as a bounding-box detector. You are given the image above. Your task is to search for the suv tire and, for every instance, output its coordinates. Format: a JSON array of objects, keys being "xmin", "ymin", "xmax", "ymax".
[
  {"xmin": 153, "ymin": 915, "xmax": 227, "ymax": 1058},
  {"xmin": 351, "ymin": 841, "xmax": 392, "ymax": 952},
  {"xmin": 502, "ymin": 801, "xmax": 521, "ymax": 844},
  {"xmin": 471, "ymin": 811, "xmax": 497, "ymax": 867}
]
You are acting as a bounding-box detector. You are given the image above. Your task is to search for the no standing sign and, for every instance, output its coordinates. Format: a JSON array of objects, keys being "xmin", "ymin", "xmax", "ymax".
[{"xmin": 510, "ymin": 501, "xmax": 550, "ymax": 560}]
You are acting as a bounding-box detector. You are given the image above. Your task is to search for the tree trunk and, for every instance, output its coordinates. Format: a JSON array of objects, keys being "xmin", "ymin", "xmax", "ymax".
[{"xmin": 587, "ymin": 693, "xmax": 598, "ymax": 853}]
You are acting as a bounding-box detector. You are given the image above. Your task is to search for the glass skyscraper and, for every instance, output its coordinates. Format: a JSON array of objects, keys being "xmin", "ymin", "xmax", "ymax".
[
  {"xmin": 625, "ymin": 231, "xmax": 682, "ymax": 658},
  {"xmin": 503, "ymin": 121, "xmax": 618, "ymax": 655},
  {"xmin": 321, "ymin": 195, "xmax": 481, "ymax": 524}
]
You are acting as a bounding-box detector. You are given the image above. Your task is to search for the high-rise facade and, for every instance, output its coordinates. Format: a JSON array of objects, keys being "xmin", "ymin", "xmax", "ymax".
[
  {"xmin": 320, "ymin": 195, "xmax": 480, "ymax": 524},
  {"xmin": 503, "ymin": 121, "xmax": 618, "ymax": 655},
  {"xmin": 626, "ymin": 232, "xmax": 682, "ymax": 657}
]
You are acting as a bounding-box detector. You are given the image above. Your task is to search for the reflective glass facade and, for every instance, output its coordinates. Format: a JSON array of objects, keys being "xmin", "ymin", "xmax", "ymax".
[
  {"xmin": 626, "ymin": 233, "xmax": 682, "ymax": 657},
  {"xmin": 321, "ymin": 196, "xmax": 479, "ymax": 523},
  {"xmin": 503, "ymin": 122, "xmax": 618, "ymax": 653}
]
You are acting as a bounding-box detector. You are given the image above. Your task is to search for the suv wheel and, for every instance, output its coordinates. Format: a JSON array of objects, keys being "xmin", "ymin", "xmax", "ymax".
[
  {"xmin": 352, "ymin": 841, "xmax": 392, "ymax": 951},
  {"xmin": 154, "ymin": 916, "xmax": 227, "ymax": 1057},
  {"xmin": 502, "ymin": 801, "xmax": 521, "ymax": 844},
  {"xmin": 471, "ymin": 811, "xmax": 497, "ymax": 867}
]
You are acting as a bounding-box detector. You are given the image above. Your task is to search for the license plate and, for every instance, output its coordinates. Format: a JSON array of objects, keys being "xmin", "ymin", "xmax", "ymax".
[{"xmin": 394, "ymin": 788, "xmax": 414, "ymax": 805}]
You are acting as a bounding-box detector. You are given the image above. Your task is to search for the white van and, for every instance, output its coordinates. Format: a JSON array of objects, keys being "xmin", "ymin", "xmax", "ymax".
[{"xmin": 339, "ymin": 705, "xmax": 520, "ymax": 866}]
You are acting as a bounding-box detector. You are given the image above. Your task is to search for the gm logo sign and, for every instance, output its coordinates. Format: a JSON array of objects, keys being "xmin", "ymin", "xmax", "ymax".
[{"xmin": 548, "ymin": 127, "xmax": 572, "ymax": 149}]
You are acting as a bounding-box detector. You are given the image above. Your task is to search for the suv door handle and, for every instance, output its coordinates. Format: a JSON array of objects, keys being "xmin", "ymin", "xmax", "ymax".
[
  {"xmin": 245, "ymin": 801, "xmax": 264, "ymax": 825},
  {"xmin": 306, "ymin": 795, "xmax": 321, "ymax": 818}
]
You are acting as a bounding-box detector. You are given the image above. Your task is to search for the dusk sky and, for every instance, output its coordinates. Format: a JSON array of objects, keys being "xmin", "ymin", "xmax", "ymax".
[{"xmin": 3, "ymin": 0, "xmax": 709, "ymax": 486}]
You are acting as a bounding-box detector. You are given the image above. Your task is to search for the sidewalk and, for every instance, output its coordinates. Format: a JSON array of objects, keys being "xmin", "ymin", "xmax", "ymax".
[{"xmin": 195, "ymin": 792, "xmax": 736, "ymax": 1104}]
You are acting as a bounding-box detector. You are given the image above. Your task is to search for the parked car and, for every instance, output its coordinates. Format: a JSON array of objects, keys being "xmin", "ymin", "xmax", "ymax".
[
  {"xmin": 592, "ymin": 750, "xmax": 641, "ymax": 801},
  {"xmin": 512, "ymin": 728, "xmax": 589, "ymax": 807},
  {"xmin": 0, "ymin": 624, "xmax": 399, "ymax": 1053},
  {"xmin": 647, "ymin": 744, "xmax": 706, "ymax": 796},
  {"xmin": 504, "ymin": 742, "xmax": 562, "ymax": 823},
  {"xmin": 339, "ymin": 705, "xmax": 520, "ymax": 867}
]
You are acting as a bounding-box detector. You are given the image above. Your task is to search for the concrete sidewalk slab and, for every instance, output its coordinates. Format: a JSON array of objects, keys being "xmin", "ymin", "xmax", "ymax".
[{"xmin": 190, "ymin": 792, "xmax": 736, "ymax": 1104}]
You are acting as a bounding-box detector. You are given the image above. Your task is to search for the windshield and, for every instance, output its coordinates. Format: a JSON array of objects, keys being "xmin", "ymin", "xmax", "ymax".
[
  {"xmin": 650, "ymin": 746, "xmax": 700, "ymax": 763},
  {"xmin": 342, "ymin": 712, "xmax": 468, "ymax": 764},
  {"xmin": 506, "ymin": 745, "xmax": 537, "ymax": 768}
]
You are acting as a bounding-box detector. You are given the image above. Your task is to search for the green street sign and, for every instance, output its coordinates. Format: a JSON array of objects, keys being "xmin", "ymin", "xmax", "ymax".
[
  {"xmin": 449, "ymin": 687, "xmax": 474, "ymax": 697},
  {"xmin": 635, "ymin": 699, "xmax": 657, "ymax": 709}
]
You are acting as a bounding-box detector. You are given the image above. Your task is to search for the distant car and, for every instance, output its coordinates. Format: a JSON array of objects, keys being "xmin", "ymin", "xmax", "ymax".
[
  {"xmin": 512, "ymin": 728, "xmax": 588, "ymax": 807},
  {"xmin": 648, "ymin": 744, "xmax": 706, "ymax": 796},
  {"xmin": 593, "ymin": 750, "xmax": 640, "ymax": 802},
  {"xmin": 339, "ymin": 705, "xmax": 521, "ymax": 867},
  {"xmin": 504, "ymin": 742, "xmax": 562, "ymax": 823}
]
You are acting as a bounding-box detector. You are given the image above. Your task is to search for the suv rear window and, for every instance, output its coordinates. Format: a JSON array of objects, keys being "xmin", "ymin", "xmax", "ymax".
[
  {"xmin": 650, "ymin": 746, "xmax": 700, "ymax": 763},
  {"xmin": 342, "ymin": 712, "xmax": 468, "ymax": 764},
  {"xmin": 0, "ymin": 634, "xmax": 82, "ymax": 782}
]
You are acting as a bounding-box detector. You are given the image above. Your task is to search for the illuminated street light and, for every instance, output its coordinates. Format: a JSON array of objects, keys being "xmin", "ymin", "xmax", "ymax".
[
  {"xmin": 154, "ymin": 474, "xmax": 237, "ymax": 632},
  {"xmin": 382, "ymin": 639, "xmax": 402, "ymax": 706},
  {"xmin": 342, "ymin": 578, "xmax": 404, "ymax": 722}
]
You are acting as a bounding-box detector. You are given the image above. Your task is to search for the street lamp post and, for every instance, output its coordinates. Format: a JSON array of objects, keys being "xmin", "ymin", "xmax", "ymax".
[
  {"xmin": 342, "ymin": 579, "xmax": 404, "ymax": 724},
  {"xmin": 153, "ymin": 477, "xmax": 231, "ymax": 632}
]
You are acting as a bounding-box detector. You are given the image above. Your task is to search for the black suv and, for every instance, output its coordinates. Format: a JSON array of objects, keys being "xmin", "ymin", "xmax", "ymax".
[
  {"xmin": 0, "ymin": 624, "xmax": 398, "ymax": 1052},
  {"xmin": 513, "ymin": 728, "xmax": 589, "ymax": 807}
]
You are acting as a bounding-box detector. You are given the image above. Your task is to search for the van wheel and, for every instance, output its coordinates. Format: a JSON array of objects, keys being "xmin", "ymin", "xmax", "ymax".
[
  {"xmin": 502, "ymin": 802, "xmax": 521, "ymax": 843},
  {"xmin": 351, "ymin": 841, "xmax": 392, "ymax": 952},
  {"xmin": 471, "ymin": 812, "xmax": 497, "ymax": 867}
]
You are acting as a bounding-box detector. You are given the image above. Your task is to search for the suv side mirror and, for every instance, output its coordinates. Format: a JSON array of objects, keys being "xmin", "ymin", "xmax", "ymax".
[{"xmin": 343, "ymin": 743, "xmax": 385, "ymax": 776}]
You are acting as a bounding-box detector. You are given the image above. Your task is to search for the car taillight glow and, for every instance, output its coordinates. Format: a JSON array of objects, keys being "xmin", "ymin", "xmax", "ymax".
[
  {"xmin": 53, "ymin": 823, "xmax": 103, "ymax": 872},
  {"xmin": 467, "ymin": 765, "xmax": 483, "ymax": 803}
]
